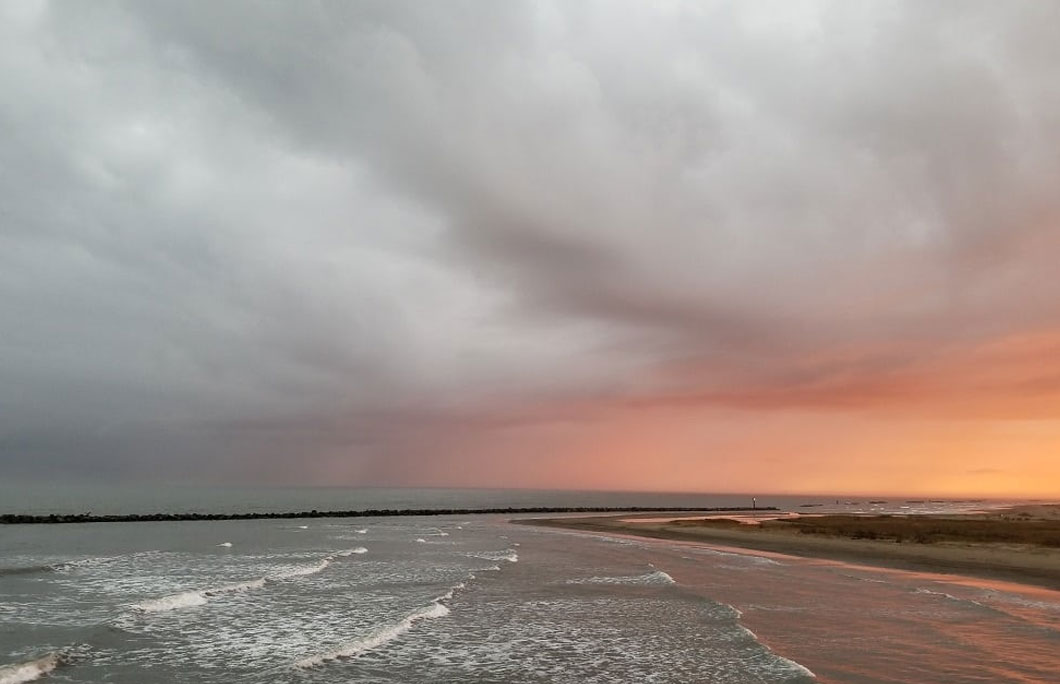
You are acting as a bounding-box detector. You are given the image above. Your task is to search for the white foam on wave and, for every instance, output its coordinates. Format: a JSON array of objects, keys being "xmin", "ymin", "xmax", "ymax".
[
  {"xmin": 334, "ymin": 547, "xmax": 368, "ymax": 557},
  {"xmin": 982, "ymin": 590, "xmax": 1060, "ymax": 613},
  {"xmin": 0, "ymin": 653, "xmax": 61, "ymax": 684},
  {"xmin": 724, "ymin": 602, "xmax": 816, "ymax": 680},
  {"xmin": 133, "ymin": 590, "xmax": 209, "ymax": 612},
  {"xmin": 216, "ymin": 542, "xmax": 233, "ymax": 548},
  {"xmin": 567, "ymin": 569, "xmax": 676, "ymax": 586},
  {"xmin": 470, "ymin": 549, "xmax": 518, "ymax": 563},
  {"xmin": 415, "ymin": 538, "xmax": 427, "ymax": 543},
  {"xmin": 274, "ymin": 558, "xmax": 330, "ymax": 579},
  {"xmin": 131, "ymin": 551, "xmax": 350, "ymax": 614},
  {"xmin": 355, "ymin": 528, "xmax": 368, "ymax": 534},
  {"xmin": 914, "ymin": 587, "xmax": 991, "ymax": 610},
  {"xmin": 205, "ymin": 577, "xmax": 266, "ymax": 594},
  {"xmin": 690, "ymin": 547, "xmax": 781, "ymax": 566},
  {"xmin": 645, "ymin": 569, "xmax": 675, "ymax": 584},
  {"xmin": 295, "ymin": 594, "xmax": 455, "ymax": 669},
  {"xmin": 132, "ymin": 577, "xmax": 267, "ymax": 612},
  {"xmin": 436, "ymin": 583, "xmax": 466, "ymax": 601}
]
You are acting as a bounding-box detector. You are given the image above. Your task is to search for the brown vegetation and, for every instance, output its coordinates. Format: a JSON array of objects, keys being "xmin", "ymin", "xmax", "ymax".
[{"xmin": 759, "ymin": 515, "xmax": 1060, "ymax": 547}]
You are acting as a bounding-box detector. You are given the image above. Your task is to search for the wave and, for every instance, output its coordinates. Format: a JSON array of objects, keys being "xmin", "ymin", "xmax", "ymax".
[
  {"xmin": 0, "ymin": 564, "xmax": 58, "ymax": 577},
  {"xmin": 132, "ymin": 578, "xmax": 267, "ymax": 612},
  {"xmin": 295, "ymin": 589, "xmax": 458, "ymax": 669},
  {"xmin": 131, "ymin": 550, "xmax": 354, "ymax": 614},
  {"xmin": 735, "ymin": 624, "xmax": 817, "ymax": 680},
  {"xmin": 355, "ymin": 529, "xmax": 368, "ymax": 534},
  {"xmin": 125, "ymin": 541, "xmax": 376, "ymax": 616},
  {"xmin": 0, "ymin": 653, "xmax": 62, "ymax": 684},
  {"xmin": 983, "ymin": 591, "xmax": 1060, "ymax": 613},
  {"xmin": 5, "ymin": 551, "xmax": 163, "ymax": 576},
  {"xmin": 274, "ymin": 558, "xmax": 330, "ymax": 579},
  {"xmin": 691, "ymin": 547, "xmax": 781, "ymax": 566},
  {"xmin": 415, "ymin": 538, "xmax": 427, "ymax": 543},
  {"xmin": 913, "ymin": 587, "xmax": 996, "ymax": 613},
  {"xmin": 567, "ymin": 569, "xmax": 676, "ymax": 586},
  {"xmin": 469, "ymin": 549, "xmax": 518, "ymax": 563},
  {"xmin": 721, "ymin": 602, "xmax": 817, "ymax": 681},
  {"xmin": 436, "ymin": 583, "xmax": 465, "ymax": 601}
]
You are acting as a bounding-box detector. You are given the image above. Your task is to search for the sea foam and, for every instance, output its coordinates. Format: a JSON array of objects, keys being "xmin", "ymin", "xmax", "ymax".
[
  {"xmin": 273, "ymin": 559, "xmax": 329, "ymax": 579},
  {"xmin": 0, "ymin": 653, "xmax": 60, "ymax": 684},
  {"xmin": 470, "ymin": 549, "xmax": 518, "ymax": 563},
  {"xmin": 567, "ymin": 569, "xmax": 676, "ymax": 586},
  {"xmin": 131, "ymin": 550, "xmax": 352, "ymax": 614},
  {"xmin": 132, "ymin": 578, "xmax": 267, "ymax": 612},
  {"xmin": 295, "ymin": 593, "xmax": 455, "ymax": 669}
]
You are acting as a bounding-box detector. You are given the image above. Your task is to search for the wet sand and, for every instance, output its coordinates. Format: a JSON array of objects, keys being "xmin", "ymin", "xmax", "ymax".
[{"xmin": 518, "ymin": 505, "xmax": 1060, "ymax": 591}]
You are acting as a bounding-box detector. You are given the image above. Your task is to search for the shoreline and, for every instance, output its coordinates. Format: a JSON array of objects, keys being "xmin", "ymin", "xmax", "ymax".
[
  {"xmin": 0, "ymin": 505, "xmax": 771, "ymax": 525},
  {"xmin": 517, "ymin": 510, "xmax": 1060, "ymax": 592}
]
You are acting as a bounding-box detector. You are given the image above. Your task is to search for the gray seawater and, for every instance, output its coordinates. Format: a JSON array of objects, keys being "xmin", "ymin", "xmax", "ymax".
[{"xmin": 2, "ymin": 488, "xmax": 1059, "ymax": 683}]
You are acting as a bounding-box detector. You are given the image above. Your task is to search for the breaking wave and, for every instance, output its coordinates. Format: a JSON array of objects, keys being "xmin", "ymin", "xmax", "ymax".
[
  {"xmin": 567, "ymin": 568, "xmax": 676, "ymax": 586},
  {"xmin": 334, "ymin": 547, "xmax": 368, "ymax": 556},
  {"xmin": 469, "ymin": 549, "xmax": 518, "ymax": 563},
  {"xmin": 273, "ymin": 559, "xmax": 329, "ymax": 579},
  {"xmin": 295, "ymin": 586, "xmax": 461, "ymax": 669},
  {"xmin": 913, "ymin": 587, "xmax": 998, "ymax": 614},
  {"xmin": 132, "ymin": 578, "xmax": 267, "ymax": 612},
  {"xmin": 0, "ymin": 653, "xmax": 61, "ymax": 684},
  {"xmin": 721, "ymin": 602, "xmax": 817, "ymax": 681},
  {"xmin": 130, "ymin": 548, "xmax": 365, "ymax": 614}
]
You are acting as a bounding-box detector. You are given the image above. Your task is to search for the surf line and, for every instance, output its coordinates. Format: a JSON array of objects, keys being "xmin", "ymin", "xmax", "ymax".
[
  {"xmin": 294, "ymin": 584, "xmax": 463, "ymax": 669},
  {"xmin": 130, "ymin": 548, "xmax": 365, "ymax": 613}
]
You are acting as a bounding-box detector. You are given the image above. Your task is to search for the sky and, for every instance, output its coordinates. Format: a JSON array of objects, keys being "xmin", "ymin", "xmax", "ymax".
[{"xmin": 2, "ymin": 1, "xmax": 1059, "ymax": 497}]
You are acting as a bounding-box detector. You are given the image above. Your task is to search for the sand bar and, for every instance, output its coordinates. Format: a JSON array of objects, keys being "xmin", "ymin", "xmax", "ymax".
[{"xmin": 518, "ymin": 504, "xmax": 1060, "ymax": 591}]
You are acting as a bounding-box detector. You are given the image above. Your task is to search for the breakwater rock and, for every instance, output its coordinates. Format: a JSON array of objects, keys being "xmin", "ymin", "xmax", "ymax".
[{"xmin": 0, "ymin": 506, "xmax": 774, "ymax": 525}]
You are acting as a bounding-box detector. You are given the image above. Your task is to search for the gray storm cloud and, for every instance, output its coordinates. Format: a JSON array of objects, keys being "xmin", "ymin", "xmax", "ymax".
[{"xmin": 2, "ymin": 1, "xmax": 1058, "ymax": 483}]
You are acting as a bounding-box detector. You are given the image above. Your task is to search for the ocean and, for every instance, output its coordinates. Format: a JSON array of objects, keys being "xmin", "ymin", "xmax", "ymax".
[{"xmin": 1, "ymin": 487, "xmax": 1058, "ymax": 683}]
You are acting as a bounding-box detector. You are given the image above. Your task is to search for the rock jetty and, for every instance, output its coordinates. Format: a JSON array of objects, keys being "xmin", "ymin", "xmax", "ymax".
[{"xmin": 0, "ymin": 506, "xmax": 774, "ymax": 525}]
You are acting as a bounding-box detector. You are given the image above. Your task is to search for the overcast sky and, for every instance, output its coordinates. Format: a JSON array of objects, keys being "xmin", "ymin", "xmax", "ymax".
[{"xmin": 3, "ymin": 1, "xmax": 1059, "ymax": 494}]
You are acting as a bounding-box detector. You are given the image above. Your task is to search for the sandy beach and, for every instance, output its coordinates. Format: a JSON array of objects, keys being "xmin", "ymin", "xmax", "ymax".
[{"xmin": 518, "ymin": 504, "xmax": 1060, "ymax": 591}]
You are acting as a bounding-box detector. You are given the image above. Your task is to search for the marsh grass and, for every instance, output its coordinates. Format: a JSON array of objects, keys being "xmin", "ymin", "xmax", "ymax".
[{"xmin": 760, "ymin": 515, "xmax": 1060, "ymax": 547}]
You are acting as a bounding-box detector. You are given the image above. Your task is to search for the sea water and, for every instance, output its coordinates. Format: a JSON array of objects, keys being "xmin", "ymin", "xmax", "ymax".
[{"xmin": 1, "ymin": 488, "xmax": 1058, "ymax": 683}]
